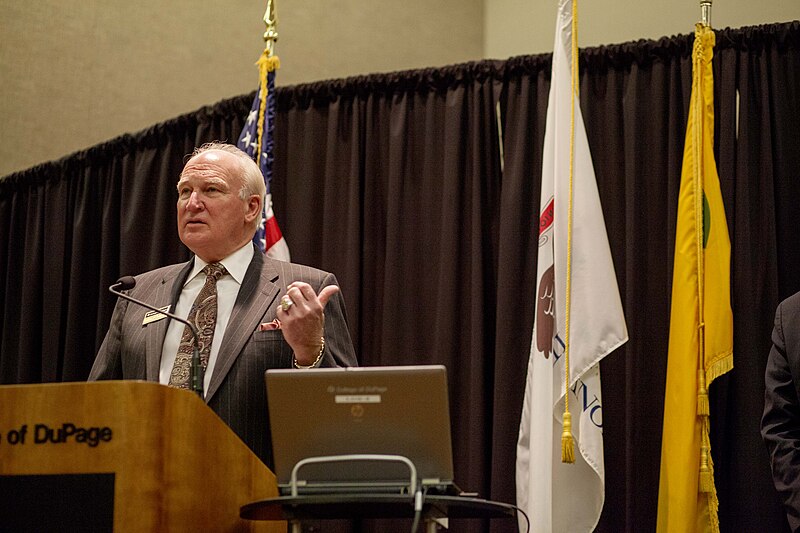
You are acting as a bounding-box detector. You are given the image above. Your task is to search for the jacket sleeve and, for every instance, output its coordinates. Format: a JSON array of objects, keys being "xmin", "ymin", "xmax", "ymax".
[
  {"xmin": 87, "ymin": 297, "xmax": 129, "ymax": 381},
  {"xmin": 762, "ymin": 298, "xmax": 800, "ymax": 532},
  {"xmin": 319, "ymin": 272, "xmax": 358, "ymax": 368}
]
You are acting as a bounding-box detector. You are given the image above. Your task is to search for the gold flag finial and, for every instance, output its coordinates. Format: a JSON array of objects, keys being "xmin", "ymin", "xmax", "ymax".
[{"xmin": 263, "ymin": 0, "xmax": 278, "ymax": 56}]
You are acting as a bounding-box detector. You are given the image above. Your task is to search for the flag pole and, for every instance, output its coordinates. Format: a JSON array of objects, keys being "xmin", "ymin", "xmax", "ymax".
[
  {"xmin": 237, "ymin": 0, "xmax": 290, "ymax": 259},
  {"xmin": 695, "ymin": 0, "xmax": 715, "ymax": 493},
  {"xmin": 263, "ymin": 0, "xmax": 278, "ymax": 54},
  {"xmin": 700, "ymin": 0, "xmax": 712, "ymax": 27},
  {"xmin": 256, "ymin": 0, "xmax": 280, "ymax": 168}
]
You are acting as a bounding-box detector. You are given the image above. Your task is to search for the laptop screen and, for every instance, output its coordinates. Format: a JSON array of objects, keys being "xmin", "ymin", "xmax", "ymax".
[{"xmin": 265, "ymin": 365, "xmax": 455, "ymax": 494}]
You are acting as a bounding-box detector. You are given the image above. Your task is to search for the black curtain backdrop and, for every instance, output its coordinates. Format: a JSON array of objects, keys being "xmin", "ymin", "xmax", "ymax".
[{"xmin": 1, "ymin": 22, "xmax": 798, "ymax": 532}]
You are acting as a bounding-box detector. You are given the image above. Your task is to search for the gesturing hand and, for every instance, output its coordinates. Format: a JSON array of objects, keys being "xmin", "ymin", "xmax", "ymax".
[{"xmin": 276, "ymin": 281, "xmax": 339, "ymax": 366}]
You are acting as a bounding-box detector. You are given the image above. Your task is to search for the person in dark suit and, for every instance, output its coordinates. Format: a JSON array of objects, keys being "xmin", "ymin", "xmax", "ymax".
[
  {"xmin": 89, "ymin": 142, "xmax": 358, "ymax": 467},
  {"xmin": 762, "ymin": 292, "xmax": 800, "ymax": 532}
]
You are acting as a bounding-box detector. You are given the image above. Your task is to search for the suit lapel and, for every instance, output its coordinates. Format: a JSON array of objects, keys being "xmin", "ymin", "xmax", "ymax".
[
  {"xmin": 205, "ymin": 250, "xmax": 281, "ymax": 402},
  {"xmin": 145, "ymin": 260, "xmax": 194, "ymax": 381}
]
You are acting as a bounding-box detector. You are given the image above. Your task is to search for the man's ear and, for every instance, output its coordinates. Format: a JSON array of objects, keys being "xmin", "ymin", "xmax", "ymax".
[{"xmin": 245, "ymin": 195, "xmax": 262, "ymax": 222}]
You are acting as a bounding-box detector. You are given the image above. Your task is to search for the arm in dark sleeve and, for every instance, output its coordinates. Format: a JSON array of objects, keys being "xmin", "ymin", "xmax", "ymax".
[
  {"xmin": 319, "ymin": 273, "xmax": 358, "ymax": 368},
  {"xmin": 762, "ymin": 299, "xmax": 800, "ymax": 532},
  {"xmin": 87, "ymin": 297, "xmax": 129, "ymax": 381}
]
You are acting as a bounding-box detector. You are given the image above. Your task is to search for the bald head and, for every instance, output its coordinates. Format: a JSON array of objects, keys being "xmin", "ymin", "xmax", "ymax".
[
  {"xmin": 176, "ymin": 145, "xmax": 263, "ymax": 262},
  {"xmin": 186, "ymin": 142, "xmax": 266, "ymax": 233}
]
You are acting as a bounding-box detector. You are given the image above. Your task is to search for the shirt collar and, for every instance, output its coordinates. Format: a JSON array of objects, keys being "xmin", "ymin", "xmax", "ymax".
[{"xmin": 187, "ymin": 243, "xmax": 254, "ymax": 286}]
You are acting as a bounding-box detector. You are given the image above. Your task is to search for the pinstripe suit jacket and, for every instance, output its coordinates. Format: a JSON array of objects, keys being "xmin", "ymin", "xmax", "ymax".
[{"xmin": 88, "ymin": 246, "xmax": 358, "ymax": 467}]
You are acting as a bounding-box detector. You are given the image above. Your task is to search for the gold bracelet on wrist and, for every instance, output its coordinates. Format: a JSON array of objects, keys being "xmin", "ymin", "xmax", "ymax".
[{"xmin": 293, "ymin": 337, "xmax": 325, "ymax": 369}]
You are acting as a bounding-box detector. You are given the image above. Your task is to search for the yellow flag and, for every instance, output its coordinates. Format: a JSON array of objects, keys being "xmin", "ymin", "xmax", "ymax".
[{"xmin": 656, "ymin": 24, "xmax": 733, "ymax": 533}]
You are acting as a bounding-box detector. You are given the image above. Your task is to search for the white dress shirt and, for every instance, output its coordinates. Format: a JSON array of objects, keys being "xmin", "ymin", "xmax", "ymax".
[{"xmin": 159, "ymin": 243, "xmax": 255, "ymax": 395}]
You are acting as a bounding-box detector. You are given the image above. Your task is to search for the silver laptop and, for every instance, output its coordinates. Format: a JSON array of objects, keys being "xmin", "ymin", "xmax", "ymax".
[{"xmin": 266, "ymin": 365, "xmax": 457, "ymax": 496}]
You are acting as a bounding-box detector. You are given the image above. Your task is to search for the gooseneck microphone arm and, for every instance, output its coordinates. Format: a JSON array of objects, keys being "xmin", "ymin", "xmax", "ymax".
[{"xmin": 109, "ymin": 276, "xmax": 204, "ymax": 398}]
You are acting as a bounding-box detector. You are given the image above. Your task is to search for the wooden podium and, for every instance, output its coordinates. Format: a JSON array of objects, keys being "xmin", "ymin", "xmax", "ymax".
[{"xmin": 0, "ymin": 381, "xmax": 283, "ymax": 532}]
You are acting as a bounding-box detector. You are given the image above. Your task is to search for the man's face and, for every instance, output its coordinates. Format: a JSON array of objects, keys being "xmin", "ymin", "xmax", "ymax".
[{"xmin": 176, "ymin": 150, "xmax": 260, "ymax": 262}]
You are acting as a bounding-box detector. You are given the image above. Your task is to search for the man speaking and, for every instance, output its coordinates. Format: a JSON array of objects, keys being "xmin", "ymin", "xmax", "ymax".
[{"xmin": 89, "ymin": 142, "xmax": 357, "ymax": 466}]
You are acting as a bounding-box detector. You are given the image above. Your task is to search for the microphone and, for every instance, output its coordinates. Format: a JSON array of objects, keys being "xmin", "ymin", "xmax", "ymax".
[{"xmin": 109, "ymin": 276, "xmax": 204, "ymax": 398}]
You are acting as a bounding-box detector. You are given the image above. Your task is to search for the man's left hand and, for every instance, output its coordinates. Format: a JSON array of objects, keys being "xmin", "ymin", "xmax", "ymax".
[{"xmin": 277, "ymin": 281, "xmax": 339, "ymax": 366}]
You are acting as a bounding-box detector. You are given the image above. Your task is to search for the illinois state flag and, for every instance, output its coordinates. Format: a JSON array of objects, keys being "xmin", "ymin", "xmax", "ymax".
[{"xmin": 516, "ymin": 1, "xmax": 628, "ymax": 531}]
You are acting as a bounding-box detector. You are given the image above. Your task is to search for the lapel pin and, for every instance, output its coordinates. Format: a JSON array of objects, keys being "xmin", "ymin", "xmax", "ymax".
[{"xmin": 142, "ymin": 305, "xmax": 171, "ymax": 326}]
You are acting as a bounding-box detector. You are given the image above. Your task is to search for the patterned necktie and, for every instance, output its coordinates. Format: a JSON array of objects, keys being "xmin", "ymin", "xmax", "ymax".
[{"xmin": 168, "ymin": 262, "xmax": 227, "ymax": 390}]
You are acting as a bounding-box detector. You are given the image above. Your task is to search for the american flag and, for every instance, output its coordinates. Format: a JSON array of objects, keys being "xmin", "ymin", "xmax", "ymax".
[{"xmin": 237, "ymin": 68, "xmax": 290, "ymax": 261}]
